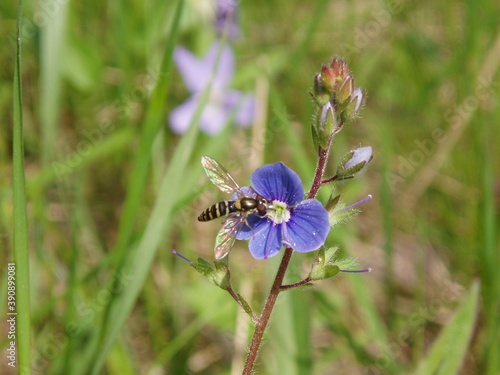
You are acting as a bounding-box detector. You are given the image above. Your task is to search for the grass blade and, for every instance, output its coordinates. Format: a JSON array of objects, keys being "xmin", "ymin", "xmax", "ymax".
[
  {"xmin": 12, "ymin": 1, "xmax": 31, "ymax": 373},
  {"xmin": 415, "ymin": 281, "xmax": 480, "ymax": 375}
]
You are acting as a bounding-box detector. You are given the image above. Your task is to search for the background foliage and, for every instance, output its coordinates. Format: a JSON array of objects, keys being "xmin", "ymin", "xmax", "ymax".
[{"xmin": 1, "ymin": 0, "xmax": 499, "ymax": 374}]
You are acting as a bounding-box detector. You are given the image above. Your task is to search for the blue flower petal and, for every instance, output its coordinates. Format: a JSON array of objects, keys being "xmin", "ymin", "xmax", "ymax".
[
  {"xmin": 236, "ymin": 215, "xmax": 267, "ymax": 240},
  {"xmin": 248, "ymin": 222, "xmax": 283, "ymax": 259},
  {"xmin": 283, "ymin": 199, "xmax": 330, "ymax": 252},
  {"xmin": 251, "ymin": 163, "xmax": 304, "ymax": 205}
]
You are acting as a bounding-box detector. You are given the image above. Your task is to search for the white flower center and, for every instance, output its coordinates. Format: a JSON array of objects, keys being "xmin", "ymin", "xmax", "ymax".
[{"xmin": 267, "ymin": 200, "xmax": 291, "ymax": 224}]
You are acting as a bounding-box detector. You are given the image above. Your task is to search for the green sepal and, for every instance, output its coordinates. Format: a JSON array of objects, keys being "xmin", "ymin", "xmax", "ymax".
[
  {"xmin": 213, "ymin": 259, "xmax": 231, "ymax": 290},
  {"xmin": 315, "ymin": 103, "xmax": 335, "ymax": 149},
  {"xmin": 190, "ymin": 258, "xmax": 215, "ymax": 277},
  {"xmin": 325, "ymin": 194, "xmax": 341, "ymax": 212},
  {"xmin": 311, "ymin": 121, "xmax": 320, "ymax": 150},
  {"xmin": 310, "ymin": 264, "xmax": 340, "ymax": 281},
  {"xmin": 190, "ymin": 258, "xmax": 231, "ymax": 290},
  {"xmin": 198, "ymin": 257, "xmax": 214, "ymax": 269},
  {"xmin": 336, "ymin": 150, "xmax": 367, "ymax": 179},
  {"xmin": 334, "ymin": 257, "xmax": 359, "ymax": 272},
  {"xmin": 328, "ymin": 202, "xmax": 360, "ymax": 227},
  {"xmin": 336, "ymin": 76, "xmax": 354, "ymax": 106},
  {"xmin": 313, "ymin": 74, "xmax": 331, "ymax": 106},
  {"xmin": 337, "ymin": 160, "xmax": 367, "ymax": 179},
  {"xmin": 318, "ymin": 128, "xmax": 329, "ymax": 149},
  {"xmin": 327, "ymin": 192, "xmax": 360, "ymax": 228},
  {"xmin": 309, "ymin": 247, "xmax": 341, "ymax": 281},
  {"xmin": 343, "ymin": 100, "xmax": 359, "ymax": 121}
]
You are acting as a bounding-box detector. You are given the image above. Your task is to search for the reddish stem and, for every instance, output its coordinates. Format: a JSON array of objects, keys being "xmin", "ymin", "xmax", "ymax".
[
  {"xmin": 321, "ymin": 174, "xmax": 338, "ymax": 185},
  {"xmin": 242, "ymin": 248, "xmax": 293, "ymax": 375},
  {"xmin": 280, "ymin": 277, "xmax": 312, "ymax": 290},
  {"xmin": 308, "ymin": 146, "xmax": 329, "ymax": 199}
]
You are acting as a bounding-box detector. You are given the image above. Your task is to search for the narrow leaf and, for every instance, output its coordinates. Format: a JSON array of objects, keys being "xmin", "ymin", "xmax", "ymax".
[
  {"xmin": 415, "ymin": 282, "xmax": 480, "ymax": 375},
  {"xmin": 13, "ymin": 2, "xmax": 31, "ymax": 373}
]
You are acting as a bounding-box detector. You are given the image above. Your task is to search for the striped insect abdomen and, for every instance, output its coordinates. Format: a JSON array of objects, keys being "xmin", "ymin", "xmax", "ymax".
[{"xmin": 198, "ymin": 201, "xmax": 236, "ymax": 222}]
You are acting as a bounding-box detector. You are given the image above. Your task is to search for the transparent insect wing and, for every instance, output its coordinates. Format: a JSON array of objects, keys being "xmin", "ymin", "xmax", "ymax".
[
  {"xmin": 201, "ymin": 156, "xmax": 240, "ymax": 195},
  {"xmin": 214, "ymin": 215, "xmax": 245, "ymax": 259}
]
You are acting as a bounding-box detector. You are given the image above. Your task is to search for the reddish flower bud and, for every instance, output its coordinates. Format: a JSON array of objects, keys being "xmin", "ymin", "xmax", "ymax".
[
  {"xmin": 337, "ymin": 76, "xmax": 355, "ymax": 105},
  {"xmin": 330, "ymin": 57, "xmax": 349, "ymax": 80},
  {"xmin": 320, "ymin": 65, "xmax": 336, "ymax": 92}
]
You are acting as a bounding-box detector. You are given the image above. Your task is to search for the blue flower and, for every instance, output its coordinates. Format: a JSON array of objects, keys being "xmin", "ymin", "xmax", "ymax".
[
  {"xmin": 235, "ymin": 163, "xmax": 330, "ymax": 259},
  {"xmin": 169, "ymin": 41, "xmax": 254, "ymax": 135}
]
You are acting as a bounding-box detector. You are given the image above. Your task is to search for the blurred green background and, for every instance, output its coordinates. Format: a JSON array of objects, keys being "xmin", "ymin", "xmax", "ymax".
[{"xmin": 1, "ymin": 0, "xmax": 499, "ymax": 374}]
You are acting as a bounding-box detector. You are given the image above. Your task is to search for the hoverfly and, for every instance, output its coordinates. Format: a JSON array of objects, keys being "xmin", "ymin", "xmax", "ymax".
[{"xmin": 198, "ymin": 156, "xmax": 270, "ymax": 259}]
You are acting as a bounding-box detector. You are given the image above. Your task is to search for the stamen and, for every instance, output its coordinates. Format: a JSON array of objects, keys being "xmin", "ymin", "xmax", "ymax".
[
  {"xmin": 172, "ymin": 249, "xmax": 193, "ymax": 264},
  {"xmin": 333, "ymin": 194, "xmax": 372, "ymax": 214},
  {"xmin": 267, "ymin": 200, "xmax": 291, "ymax": 224},
  {"xmin": 340, "ymin": 268, "xmax": 372, "ymax": 273}
]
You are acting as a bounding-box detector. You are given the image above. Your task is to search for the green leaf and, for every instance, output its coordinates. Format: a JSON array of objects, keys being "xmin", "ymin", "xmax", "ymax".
[
  {"xmin": 415, "ymin": 282, "xmax": 480, "ymax": 375},
  {"xmin": 13, "ymin": 3, "xmax": 32, "ymax": 374},
  {"xmin": 236, "ymin": 293, "xmax": 255, "ymax": 319}
]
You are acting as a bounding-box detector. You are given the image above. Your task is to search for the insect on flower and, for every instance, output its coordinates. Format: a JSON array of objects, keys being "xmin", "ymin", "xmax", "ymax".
[{"xmin": 198, "ymin": 156, "xmax": 271, "ymax": 259}]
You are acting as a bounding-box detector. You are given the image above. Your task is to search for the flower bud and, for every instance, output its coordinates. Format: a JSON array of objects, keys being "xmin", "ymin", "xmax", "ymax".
[
  {"xmin": 337, "ymin": 76, "xmax": 355, "ymax": 105},
  {"xmin": 344, "ymin": 87, "xmax": 364, "ymax": 120},
  {"xmin": 336, "ymin": 146, "xmax": 372, "ymax": 179},
  {"xmin": 313, "ymin": 73, "xmax": 331, "ymax": 106},
  {"xmin": 319, "ymin": 57, "xmax": 350, "ymax": 95},
  {"xmin": 320, "ymin": 64, "xmax": 336, "ymax": 92},
  {"xmin": 315, "ymin": 102, "xmax": 336, "ymax": 148},
  {"xmin": 330, "ymin": 57, "xmax": 349, "ymax": 79}
]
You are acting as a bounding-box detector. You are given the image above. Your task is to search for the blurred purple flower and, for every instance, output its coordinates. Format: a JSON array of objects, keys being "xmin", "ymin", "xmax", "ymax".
[
  {"xmin": 169, "ymin": 41, "xmax": 254, "ymax": 135},
  {"xmin": 215, "ymin": 0, "xmax": 240, "ymax": 38}
]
